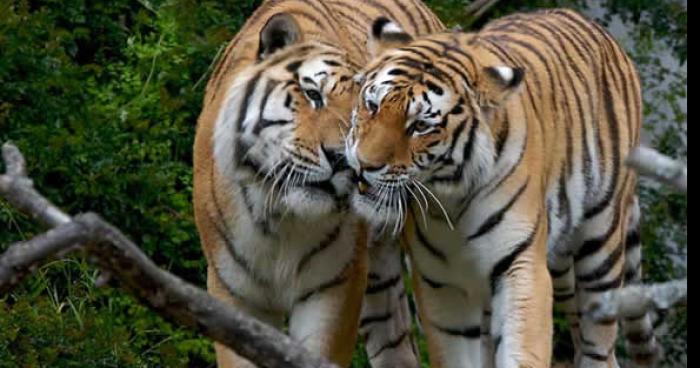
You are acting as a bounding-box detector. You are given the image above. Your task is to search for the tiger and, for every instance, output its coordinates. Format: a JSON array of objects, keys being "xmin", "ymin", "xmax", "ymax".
[
  {"xmin": 345, "ymin": 8, "xmax": 658, "ymax": 368},
  {"xmin": 192, "ymin": 1, "xmax": 442, "ymax": 367}
]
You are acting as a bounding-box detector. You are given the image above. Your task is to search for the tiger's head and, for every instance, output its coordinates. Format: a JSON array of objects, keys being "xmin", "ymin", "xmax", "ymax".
[
  {"xmin": 214, "ymin": 14, "xmax": 360, "ymax": 218},
  {"xmin": 346, "ymin": 19, "xmax": 525, "ymax": 229}
]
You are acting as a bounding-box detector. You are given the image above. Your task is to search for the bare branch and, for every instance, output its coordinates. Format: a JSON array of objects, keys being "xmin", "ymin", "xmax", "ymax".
[
  {"xmin": 1, "ymin": 143, "xmax": 71, "ymax": 226},
  {"xmin": 0, "ymin": 142, "xmax": 337, "ymax": 368},
  {"xmin": 584, "ymin": 279, "xmax": 687, "ymax": 322},
  {"xmin": 0, "ymin": 220, "xmax": 87, "ymax": 290},
  {"xmin": 464, "ymin": 0, "xmax": 502, "ymax": 23},
  {"xmin": 626, "ymin": 146, "xmax": 687, "ymax": 193}
]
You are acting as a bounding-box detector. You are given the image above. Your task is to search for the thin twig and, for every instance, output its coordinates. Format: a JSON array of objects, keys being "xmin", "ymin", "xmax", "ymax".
[{"xmin": 464, "ymin": 0, "xmax": 502, "ymax": 23}]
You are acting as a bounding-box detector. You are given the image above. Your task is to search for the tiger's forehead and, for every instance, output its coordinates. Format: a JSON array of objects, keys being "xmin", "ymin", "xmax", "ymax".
[
  {"xmin": 253, "ymin": 41, "xmax": 357, "ymax": 75},
  {"xmin": 362, "ymin": 60, "xmax": 456, "ymax": 118}
]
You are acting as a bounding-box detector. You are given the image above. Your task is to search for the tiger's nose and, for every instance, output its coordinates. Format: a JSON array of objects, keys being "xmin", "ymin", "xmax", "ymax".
[{"xmin": 321, "ymin": 145, "xmax": 350, "ymax": 173}]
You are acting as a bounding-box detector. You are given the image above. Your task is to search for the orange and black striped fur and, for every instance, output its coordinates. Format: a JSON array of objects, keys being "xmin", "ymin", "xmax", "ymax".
[
  {"xmin": 192, "ymin": 1, "xmax": 442, "ymax": 367},
  {"xmin": 346, "ymin": 9, "xmax": 656, "ymax": 367}
]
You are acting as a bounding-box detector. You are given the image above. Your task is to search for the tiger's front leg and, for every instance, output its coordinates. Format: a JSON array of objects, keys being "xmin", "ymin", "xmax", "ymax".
[
  {"xmin": 288, "ymin": 240, "xmax": 368, "ymax": 367},
  {"xmin": 410, "ymin": 260, "xmax": 485, "ymax": 368},
  {"xmin": 490, "ymin": 215, "xmax": 553, "ymax": 368}
]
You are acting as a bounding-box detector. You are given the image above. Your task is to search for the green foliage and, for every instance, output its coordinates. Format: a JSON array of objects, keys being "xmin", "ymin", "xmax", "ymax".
[
  {"xmin": 0, "ymin": 259, "xmax": 215, "ymax": 367},
  {"xmin": 0, "ymin": 0, "xmax": 686, "ymax": 367},
  {"xmin": 1, "ymin": 0, "xmax": 260, "ymax": 365}
]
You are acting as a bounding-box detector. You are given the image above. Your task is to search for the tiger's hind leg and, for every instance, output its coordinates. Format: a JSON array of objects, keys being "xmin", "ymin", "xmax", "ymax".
[
  {"xmin": 549, "ymin": 257, "xmax": 582, "ymax": 365},
  {"xmin": 619, "ymin": 196, "xmax": 659, "ymax": 367},
  {"xmin": 572, "ymin": 202, "xmax": 627, "ymax": 368},
  {"xmin": 361, "ymin": 236, "xmax": 420, "ymax": 368}
]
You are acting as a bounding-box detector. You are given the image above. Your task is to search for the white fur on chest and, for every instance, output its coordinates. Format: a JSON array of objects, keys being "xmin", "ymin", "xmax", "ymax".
[{"xmin": 213, "ymin": 184, "xmax": 357, "ymax": 313}]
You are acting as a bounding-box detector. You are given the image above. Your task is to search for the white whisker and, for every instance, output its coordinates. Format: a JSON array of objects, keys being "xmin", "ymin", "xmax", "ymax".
[
  {"xmin": 405, "ymin": 183, "xmax": 428, "ymax": 229},
  {"xmin": 413, "ymin": 179, "xmax": 455, "ymax": 230}
]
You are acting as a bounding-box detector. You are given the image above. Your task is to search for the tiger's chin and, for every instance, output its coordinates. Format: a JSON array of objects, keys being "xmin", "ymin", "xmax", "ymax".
[
  {"xmin": 282, "ymin": 186, "xmax": 338, "ymax": 218},
  {"xmin": 279, "ymin": 173, "xmax": 352, "ymax": 219}
]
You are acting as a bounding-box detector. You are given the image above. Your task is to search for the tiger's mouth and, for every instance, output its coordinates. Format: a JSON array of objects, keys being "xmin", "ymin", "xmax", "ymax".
[
  {"xmin": 351, "ymin": 173, "xmax": 404, "ymax": 204},
  {"xmin": 349, "ymin": 171, "xmax": 453, "ymax": 233}
]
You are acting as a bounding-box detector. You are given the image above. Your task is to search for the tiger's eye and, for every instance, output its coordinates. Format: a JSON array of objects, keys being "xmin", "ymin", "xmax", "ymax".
[
  {"xmin": 304, "ymin": 89, "xmax": 323, "ymax": 108},
  {"xmin": 367, "ymin": 101, "xmax": 378, "ymax": 114},
  {"xmin": 414, "ymin": 120, "xmax": 430, "ymax": 132}
]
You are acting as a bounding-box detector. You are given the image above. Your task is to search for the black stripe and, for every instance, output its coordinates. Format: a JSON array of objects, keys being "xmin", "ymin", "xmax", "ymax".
[
  {"xmin": 296, "ymin": 225, "xmax": 341, "ymax": 273},
  {"xmin": 421, "ymin": 274, "xmax": 445, "ymax": 289},
  {"xmin": 235, "ymin": 70, "xmax": 264, "ymax": 131},
  {"xmin": 254, "ymin": 119, "xmax": 292, "ymax": 134},
  {"xmin": 585, "ymin": 51, "xmax": 623, "ymax": 220},
  {"xmin": 430, "ymin": 118, "xmax": 479, "ymax": 184},
  {"xmin": 369, "ymin": 331, "xmax": 408, "ymax": 360},
  {"xmin": 366, "ymin": 274, "xmax": 401, "ymax": 295},
  {"xmin": 445, "ymin": 117, "xmax": 467, "ymax": 159},
  {"xmin": 490, "ymin": 216, "xmax": 540, "ymax": 292},
  {"xmin": 576, "ymin": 240, "xmax": 624, "ymax": 283},
  {"xmin": 549, "ymin": 266, "xmax": 570, "ymax": 278},
  {"xmin": 626, "ymin": 230, "xmax": 641, "ymax": 249},
  {"xmin": 434, "ymin": 324, "xmax": 481, "ymax": 339},
  {"xmin": 468, "ymin": 179, "xmax": 528, "ymax": 241},
  {"xmin": 435, "ymin": 53, "xmax": 474, "ymax": 89},
  {"xmin": 253, "ymin": 80, "xmax": 279, "ymax": 135},
  {"xmin": 461, "ymin": 118, "xmax": 480, "ymax": 164},
  {"xmin": 494, "ymin": 335, "xmax": 503, "ymax": 353},
  {"xmin": 297, "ymin": 266, "xmax": 348, "ymax": 303},
  {"xmin": 556, "ymin": 167, "xmax": 573, "ymax": 234},
  {"xmin": 583, "ymin": 351, "xmax": 609, "ymax": 362},
  {"xmin": 575, "ymin": 207, "xmax": 621, "ymax": 262},
  {"xmin": 403, "ymin": 0, "xmax": 434, "ymax": 33},
  {"xmin": 360, "ymin": 312, "xmax": 393, "ymax": 328},
  {"xmin": 414, "ymin": 224, "xmax": 448, "ymax": 263},
  {"xmin": 428, "ymin": 38, "xmax": 478, "ymax": 75},
  {"xmin": 583, "ymin": 272, "xmax": 623, "ymax": 293}
]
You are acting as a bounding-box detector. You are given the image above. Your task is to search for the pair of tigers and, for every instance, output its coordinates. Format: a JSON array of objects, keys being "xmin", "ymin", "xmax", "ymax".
[{"xmin": 193, "ymin": 0, "xmax": 657, "ymax": 367}]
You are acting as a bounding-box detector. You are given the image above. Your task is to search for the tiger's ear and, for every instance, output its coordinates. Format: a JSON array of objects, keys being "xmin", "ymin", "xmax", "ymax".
[
  {"xmin": 478, "ymin": 65, "xmax": 525, "ymax": 107},
  {"xmin": 368, "ymin": 17, "xmax": 413, "ymax": 58},
  {"xmin": 258, "ymin": 13, "xmax": 301, "ymax": 60}
]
